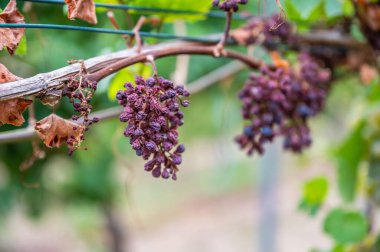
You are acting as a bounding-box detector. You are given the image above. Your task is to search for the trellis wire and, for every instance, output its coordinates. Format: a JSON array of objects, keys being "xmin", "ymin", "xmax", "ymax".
[
  {"xmin": 19, "ymin": 0, "xmax": 247, "ymax": 20},
  {"xmin": 0, "ymin": 23, "xmax": 224, "ymax": 43}
]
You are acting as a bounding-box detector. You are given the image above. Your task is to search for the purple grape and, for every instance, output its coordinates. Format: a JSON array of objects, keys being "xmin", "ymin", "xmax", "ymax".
[
  {"xmin": 212, "ymin": 0, "xmax": 248, "ymax": 12},
  {"xmin": 236, "ymin": 54, "xmax": 331, "ymax": 156},
  {"xmin": 116, "ymin": 76, "xmax": 190, "ymax": 180}
]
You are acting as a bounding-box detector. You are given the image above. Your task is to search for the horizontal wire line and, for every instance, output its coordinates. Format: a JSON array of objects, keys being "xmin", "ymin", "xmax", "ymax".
[
  {"xmin": 19, "ymin": 0, "xmax": 246, "ymax": 19},
  {"xmin": 0, "ymin": 23, "xmax": 222, "ymax": 43}
]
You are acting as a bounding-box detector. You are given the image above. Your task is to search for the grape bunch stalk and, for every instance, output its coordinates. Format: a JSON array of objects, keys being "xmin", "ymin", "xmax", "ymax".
[
  {"xmin": 116, "ymin": 76, "xmax": 190, "ymax": 180},
  {"xmin": 235, "ymin": 54, "xmax": 331, "ymax": 155}
]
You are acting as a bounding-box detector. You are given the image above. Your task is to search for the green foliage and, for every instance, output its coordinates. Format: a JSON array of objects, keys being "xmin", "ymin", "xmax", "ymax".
[
  {"xmin": 284, "ymin": 0, "xmax": 352, "ymax": 27},
  {"xmin": 15, "ymin": 36, "xmax": 27, "ymax": 57},
  {"xmin": 335, "ymin": 121, "xmax": 367, "ymax": 202},
  {"xmin": 126, "ymin": 0, "xmax": 212, "ymax": 22},
  {"xmin": 323, "ymin": 208, "xmax": 368, "ymax": 245},
  {"xmin": 331, "ymin": 244, "xmax": 346, "ymax": 252},
  {"xmin": 108, "ymin": 63, "xmax": 152, "ymax": 100},
  {"xmin": 299, "ymin": 176, "xmax": 329, "ymax": 216}
]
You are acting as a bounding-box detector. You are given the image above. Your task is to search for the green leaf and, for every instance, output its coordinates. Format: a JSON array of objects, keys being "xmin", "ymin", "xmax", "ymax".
[
  {"xmin": 15, "ymin": 36, "xmax": 27, "ymax": 57},
  {"xmin": 342, "ymin": 0, "xmax": 355, "ymax": 16},
  {"xmin": 127, "ymin": 0, "xmax": 212, "ymax": 22},
  {"xmin": 284, "ymin": 0, "xmax": 322, "ymax": 19},
  {"xmin": 283, "ymin": 0, "xmax": 303, "ymax": 21},
  {"xmin": 323, "ymin": 208, "xmax": 368, "ymax": 245},
  {"xmin": 365, "ymin": 81, "xmax": 380, "ymax": 102},
  {"xmin": 107, "ymin": 63, "xmax": 152, "ymax": 101},
  {"xmin": 307, "ymin": 1, "xmax": 326, "ymax": 22},
  {"xmin": 95, "ymin": 0, "xmax": 121, "ymax": 12},
  {"xmin": 335, "ymin": 121, "xmax": 367, "ymax": 202},
  {"xmin": 332, "ymin": 244, "xmax": 346, "ymax": 252},
  {"xmin": 351, "ymin": 23, "xmax": 366, "ymax": 42},
  {"xmin": 324, "ymin": 0, "xmax": 343, "ymax": 18},
  {"xmin": 299, "ymin": 176, "xmax": 329, "ymax": 216}
]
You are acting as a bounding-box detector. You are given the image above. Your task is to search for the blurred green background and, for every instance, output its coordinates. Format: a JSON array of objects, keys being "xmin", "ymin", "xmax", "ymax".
[{"xmin": 0, "ymin": 0, "xmax": 378, "ymax": 251}]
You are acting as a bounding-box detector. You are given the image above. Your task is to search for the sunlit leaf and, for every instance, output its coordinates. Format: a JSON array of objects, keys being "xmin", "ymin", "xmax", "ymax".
[
  {"xmin": 127, "ymin": 0, "xmax": 211, "ymax": 22},
  {"xmin": 94, "ymin": 0, "xmax": 120, "ymax": 13},
  {"xmin": 342, "ymin": 0, "xmax": 355, "ymax": 16},
  {"xmin": 283, "ymin": 0, "xmax": 302, "ymax": 21},
  {"xmin": 307, "ymin": 1, "xmax": 326, "ymax": 22},
  {"xmin": 108, "ymin": 63, "xmax": 152, "ymax": 100},
  {"xmin": 15, "ymin": 35, "xmax": 27, "ymax": 56},
  {"xmin": 298, "ymin": 176, "xmax": 329, "ymax": 216},
  {"xmin": 287, "ymin": 0, "xmax": 322, "ymax": 19}
]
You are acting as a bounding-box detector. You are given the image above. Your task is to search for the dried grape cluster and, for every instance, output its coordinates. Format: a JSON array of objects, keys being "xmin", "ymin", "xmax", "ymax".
[
  {"xmin": 62, "ymin": 77, "xmax": 99, "ymax": 154},
  {"xmin": 236, "ymin": 54, "xmax": 331, "ymax": 155},
  {"xmin": 212, "ymin": 0, "xmax": 248, "ymax": 12},
  {"xmin": 232, "ymin": 14, "xmax": 294, "ymax": 47},
  {"xmin": 116, "ymin": 76, "xmax": 190, "ymax": 180}
]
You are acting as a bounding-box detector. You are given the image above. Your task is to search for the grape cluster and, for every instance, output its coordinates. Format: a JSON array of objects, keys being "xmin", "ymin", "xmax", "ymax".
[
  {"xmin": 235, "ymin": 54, "xmax": 331, "ymax": 155},
  {"xmin": 62, "ymin": 77, "xmax": 99, "ymax": 155},
  {"xmin": 116, "ymin": 76, "xmax": 190, "ymax": 180},
  {"xmin": 212, "ymin": 0, "xmax": 248, "ymax": 12}
]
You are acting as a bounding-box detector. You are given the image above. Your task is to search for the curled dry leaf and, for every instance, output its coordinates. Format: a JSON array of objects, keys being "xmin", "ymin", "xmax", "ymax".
[
  {"xmin": 367, "ymin": 5, "xmax": 380, "ymax": 31},
  {"xmin": 0, "ymin": 0, "xmax": 25, "ymax": 55},
  {"xmin": 231, "ymin": 28, "xmax": 253, "ymax": 45},
  {"xmin": 270, "ymin": 51, "xmax": 290, "ymax": 70},
  {"xmin": 360, "ymin": 64, "xmax": 378, "ymax": 85},
  {"xmin": 35, "ymin": 114, "xmax": 84, "ymax": 149},
  {"xmin": 64, "ymin": 0, "xmax": 97, "ymax": 24},
  {"xmin": 0, "ymin": 64, "xmax": 32, "ymax": 126}
]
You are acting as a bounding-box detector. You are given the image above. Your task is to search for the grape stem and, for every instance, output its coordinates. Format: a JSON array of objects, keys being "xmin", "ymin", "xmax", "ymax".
[
  {"xmin": 107, "ymin": 11, "xmax": 130, "ymax": 47},
  {"xmin": 214, "ymin": 10, "xmax": 233, "ymax": 57},
  {"xmin": 131, "ymin": 16, "xmax": 146, "ymax": 53},
  {"xmin": 146, "ymin": 55, "xmax": 159, "ymax": 78}
]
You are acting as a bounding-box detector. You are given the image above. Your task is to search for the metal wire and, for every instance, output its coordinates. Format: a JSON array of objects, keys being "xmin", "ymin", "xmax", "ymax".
[
  {"xmin": 19, "ymin": 0, "xmax": 247, "ymax": 20},
  {"xmin": 0, "ymin": 23, "xmax": 222, "ymax": 43}
]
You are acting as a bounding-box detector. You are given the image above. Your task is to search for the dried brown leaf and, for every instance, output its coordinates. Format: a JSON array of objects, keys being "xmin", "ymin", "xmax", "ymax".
[
  {"xmin": 367, "ymin": 5, "xmax": 380, "ymax": 31},
  {"xmin": 230, "ymin": 29, "xmax": 252, "ymax": 45},
  {"xmin": 360, "ymin": 64, "xmax": 378, "ymax": 85},
  {"xmin": 0, "ymin": 0, "xmax": 25, "ymax": 55},
  {"xmin": 0, "ymin": 64, "xmax": 32, "ymax": 126},
  {"xmin": 0, "ymin": 63, "xmax": 21, "ymax": 82},
  {"xmin": 270, "ymin": 51, "xmax": 289, "ymax": 70},
  {"xmin": 35, "ymin": 114, "xmax": 84, "ymax": 148},
  {"xmin": 64, "ymin": 0, "xmax": 97, "ymax": 24}
]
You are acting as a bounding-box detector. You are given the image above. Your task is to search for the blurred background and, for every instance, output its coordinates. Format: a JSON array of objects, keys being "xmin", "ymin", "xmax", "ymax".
[{"xmin": 0, "ymin": 0, "xmax": 376, "ymax": 251}]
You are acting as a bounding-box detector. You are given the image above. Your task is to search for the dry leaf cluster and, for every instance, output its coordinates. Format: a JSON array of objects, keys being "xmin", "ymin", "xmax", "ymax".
[
  {"xmin": 0, "ymin": 0, "xmax": 25, "ymax": 55},
  {"xmin": 0, "ymin": 64, "xmax": 32, "ymax": 126},
  {"xmin": 35, "ymin": 114, "xmax": 84, "ymax": 150},
  {"xmin": 64, "ymin": 0, "xmax": 98, "ymax": 24}
]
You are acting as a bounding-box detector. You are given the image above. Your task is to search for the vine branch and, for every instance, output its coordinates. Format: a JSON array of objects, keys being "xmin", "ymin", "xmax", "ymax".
[
  {"xmin": 0, "ymin": 60, "xmax": 246, "ymax": 144},
  {"xmin": 0, "ymin": 41, "xmax": 262, "ymax": 101}
]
